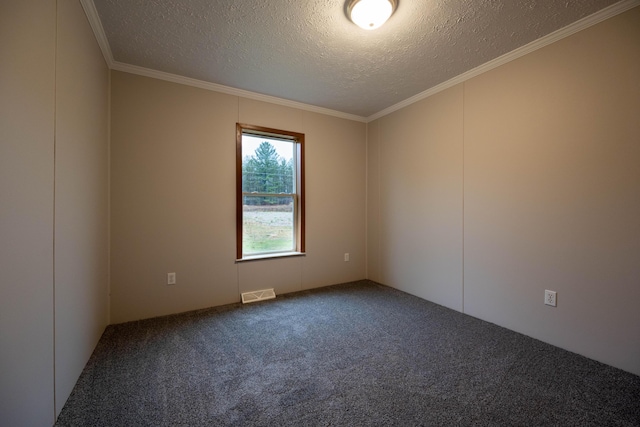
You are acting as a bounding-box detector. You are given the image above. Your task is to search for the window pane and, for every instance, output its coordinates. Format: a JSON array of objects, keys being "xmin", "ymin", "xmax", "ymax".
[
  {"xmin": 242, "ymin": 135, "xmax": 295, "ymax": 194},
  {"xmin": 236, "ymin": 123, "xmax": 304, "ymax": 260},
  {"xmin": 243, "ymin": 195, "xmax": 294, "ymax": 255}
]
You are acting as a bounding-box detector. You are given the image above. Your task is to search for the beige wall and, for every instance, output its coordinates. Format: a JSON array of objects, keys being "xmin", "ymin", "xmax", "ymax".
[
  {"xmin": 369, "ymin": 87, "xmax": 464, "ymax": 312},
  {"xmin": 0, "ymin": 2, "xmax": 56, "ymax": 425},
  {"xmin": 0, "ymin": 1, "xmax": 109, "ymax": 424},
  {"xmin": 110, "ymin": 72, "xmax": 366, "ymax": 324},
  {"xmin": 367, "ymin": 7, "xmax": 640, "ymax": 375},
  {"xmin": 54, "ymin": 0, "xmax": 110, "ymax": 416}
]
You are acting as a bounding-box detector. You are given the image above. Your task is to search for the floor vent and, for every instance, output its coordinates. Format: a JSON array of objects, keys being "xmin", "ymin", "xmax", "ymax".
[{"xmin": 241, "ymin": 288, "xmax": 276, "ymax": 304}]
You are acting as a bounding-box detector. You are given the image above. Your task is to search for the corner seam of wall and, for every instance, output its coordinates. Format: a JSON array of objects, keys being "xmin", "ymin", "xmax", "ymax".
[
  {"xmin": 52, "ymin": 0, "xmax": 59, "ymax": 418},
  {"xmin": 461, "ymin": 82, "xmax": 465, "ymax": 314}
]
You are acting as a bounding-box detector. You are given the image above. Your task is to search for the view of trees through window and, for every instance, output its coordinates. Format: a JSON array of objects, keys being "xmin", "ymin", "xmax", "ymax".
[
  {"xmin": 241, "ymin": 135, "xmax": 296, "ymax": 255},
  {"xmin": 242, "ymin": 140, "xmax": 294, "ymax": 201}
]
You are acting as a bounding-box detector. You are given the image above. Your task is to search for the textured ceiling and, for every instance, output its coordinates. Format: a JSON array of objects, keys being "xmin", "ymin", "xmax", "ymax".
[{"xmin": 92, "ymin": 0, "xmax": 621, "ymax": 118}]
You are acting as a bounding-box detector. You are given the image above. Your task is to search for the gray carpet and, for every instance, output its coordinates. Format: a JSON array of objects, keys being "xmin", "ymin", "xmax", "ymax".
[{"xmin": 56, "ymin": 280, "xmax": 640, "ymax": 426}]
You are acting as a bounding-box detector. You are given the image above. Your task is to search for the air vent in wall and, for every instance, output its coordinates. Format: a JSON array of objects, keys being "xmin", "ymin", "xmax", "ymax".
[{"xmin": 241, "ymin": 288, "xmax": 276, "ymax": 304}]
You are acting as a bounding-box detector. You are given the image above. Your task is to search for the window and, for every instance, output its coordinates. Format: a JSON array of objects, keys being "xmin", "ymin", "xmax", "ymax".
[{"xmin": 236, "ymin": 123, "xmax": 305, "ymax": 260}]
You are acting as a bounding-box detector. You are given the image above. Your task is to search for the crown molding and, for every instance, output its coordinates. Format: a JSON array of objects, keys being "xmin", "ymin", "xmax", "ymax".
[
  {"xmin": 80, "ymin": 0, "xmax": 114, "ymax": 67},
  {"xmin": 366, "ymin": 0, "xmax": 640, "ymax": 122},
  {"xmin": 79, "ymin": 0, "xmax": 638, "ymax": 124},
  {"xmin": 110, "ymin": 62, "xmax": 368, "ymax": 123},
  {"xmin": 79, "ymin": 1, "xmax": 365, "ymax": 122}
]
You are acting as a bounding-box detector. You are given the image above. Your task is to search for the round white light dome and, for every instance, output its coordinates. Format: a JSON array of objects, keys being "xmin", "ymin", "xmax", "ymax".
[{"xmin": 348, "ymin": 0, "xmax": 396, "ymax": 31}]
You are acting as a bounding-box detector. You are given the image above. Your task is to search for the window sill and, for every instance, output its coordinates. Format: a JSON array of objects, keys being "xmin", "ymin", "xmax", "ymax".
[{"xmin": 235, "ymin": 252, "xmax": 306, "ymax": 263}]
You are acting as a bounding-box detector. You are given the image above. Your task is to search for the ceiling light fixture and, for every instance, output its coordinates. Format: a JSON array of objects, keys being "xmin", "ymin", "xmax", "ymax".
[{"xmin": 347, "ymin": 0, "xmax": 397, "ymax": 30}]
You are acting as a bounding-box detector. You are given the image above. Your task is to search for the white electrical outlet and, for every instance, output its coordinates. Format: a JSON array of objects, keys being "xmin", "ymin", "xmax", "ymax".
[
  {"xmin": 344, "ymin": 253, "xmax": 350, "ymax": 262},
  {"xmin": 167, "ymin": 272, "xmax": 176, "ymax": 285},
  {"xmin": 544, "ymin": 290, "xmax": 557, "ymax": 307}
]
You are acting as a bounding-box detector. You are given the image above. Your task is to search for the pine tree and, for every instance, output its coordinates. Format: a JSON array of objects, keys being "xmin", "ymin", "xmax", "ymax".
[{"xmin": 242, "ymin": 141, "xmax": 293, "ymax": 205}]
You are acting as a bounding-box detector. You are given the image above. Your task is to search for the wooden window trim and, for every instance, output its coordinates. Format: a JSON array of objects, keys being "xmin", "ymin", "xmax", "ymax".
[{"xmin": 236, "ymin": 123, "xmax": 305, "ymax": 260}]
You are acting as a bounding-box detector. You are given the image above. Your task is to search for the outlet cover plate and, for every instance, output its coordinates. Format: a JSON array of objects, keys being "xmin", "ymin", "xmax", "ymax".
[
  {"xmin": 167, "ymin": 272, "xmax": 176, "ymax": 285},
  {"xmin": 545, "ymin": 290, "xmax": 557, "ymax": 307}
]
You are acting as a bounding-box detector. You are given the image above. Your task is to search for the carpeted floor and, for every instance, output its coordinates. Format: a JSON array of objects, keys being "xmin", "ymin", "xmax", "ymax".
[{"xmin": 56, "ymin": 280, "xmax": 640, "ymax": 426}]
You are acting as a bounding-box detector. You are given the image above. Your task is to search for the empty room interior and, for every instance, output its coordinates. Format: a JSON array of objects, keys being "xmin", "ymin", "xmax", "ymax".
[{"xmin": 1, "ymin": 0, "xmax": 639, "ymax": 425}]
